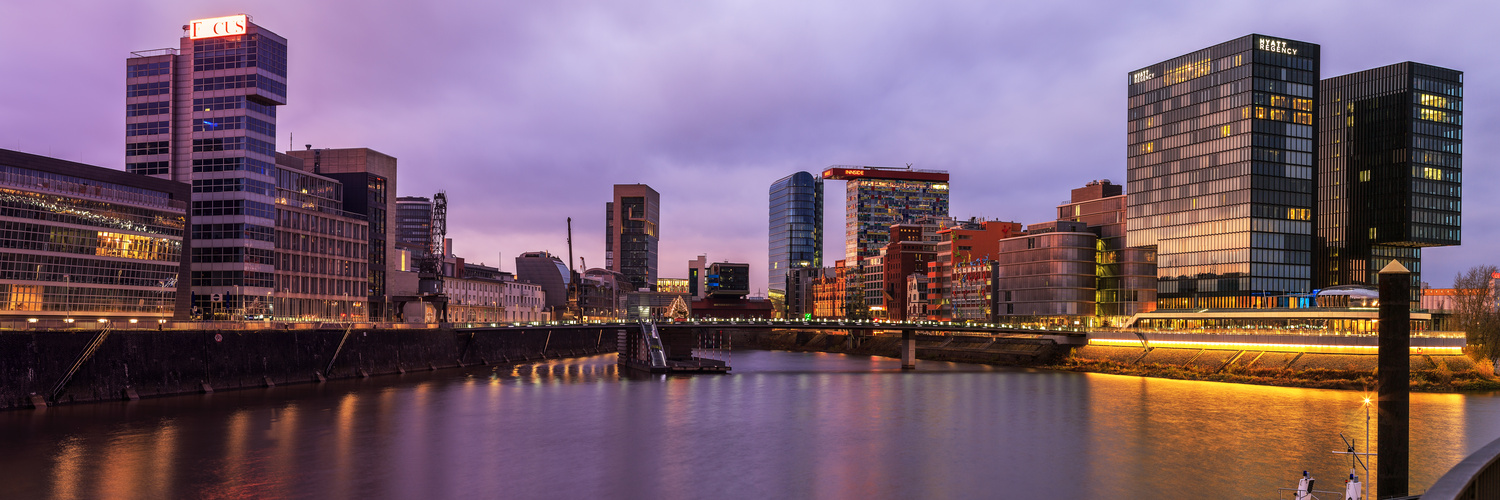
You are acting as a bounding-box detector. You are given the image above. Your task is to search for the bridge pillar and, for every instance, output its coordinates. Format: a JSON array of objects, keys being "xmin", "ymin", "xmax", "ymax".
[{"xmin": 900, "ymin": 330, "xmax": 916, "ymax": 370}]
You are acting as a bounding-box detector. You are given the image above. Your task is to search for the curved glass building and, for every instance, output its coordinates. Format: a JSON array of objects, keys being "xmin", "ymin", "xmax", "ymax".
[{"xmin": 768, "ymin": 172, "xmax": 822, "ymax": 314}]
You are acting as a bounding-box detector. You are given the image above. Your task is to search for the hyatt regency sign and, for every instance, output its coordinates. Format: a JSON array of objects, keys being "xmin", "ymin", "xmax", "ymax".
[{"xmin": 1258, "ymin": 37, "xmax": 1298, "ymax": 56}]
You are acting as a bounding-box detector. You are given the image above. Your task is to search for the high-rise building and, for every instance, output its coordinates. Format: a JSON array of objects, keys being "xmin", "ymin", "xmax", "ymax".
[
  {"xmin": 1058, "ymin": 180, "xmax": 1157, "ymax": 317},
  {"xmin": 394, "ymin": 196, "xmax": 433, "ymax": 251},
  {"xmin": 1317, "ymin": 62, "xmax": 1462, "ymax": 299},
  {"xmin": 288, "ymin": 147, "xmax": 397, "ymax": 320},
  {"xmin": 606, "ymin": 184, "xmax": 659, "ymax": 291},
  {"xmin": 0, "ymin": 149, "xmax": 190, "ymax": 322},
  {"xmin": 768, "ymin": 171, "xmax": 822, "ymax": 310},
  {"xmin": 1126, "ymin": 34, "xmax": 1319, "ymax": 310},
  {"xmin": 821, "ymin": 166, "xmax": 949, "ymax": 264},
  {"xmin": 127, "ymin": 15, "xmax": 288, "ymax": 316}
]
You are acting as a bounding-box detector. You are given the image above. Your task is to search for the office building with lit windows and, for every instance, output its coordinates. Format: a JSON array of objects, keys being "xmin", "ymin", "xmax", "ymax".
[
  {"xmin": 606, "ymin": 184, "xmax": 659, "ymax": 292},
  {"xmin": 1316, "ymin": 62, "xmax": 1462, "ymax": 299},
  {"xmin": 768, "ymin": 171, "xmax": 822, "ymax": 311},
  {"xmin": 127, "ymin": 15, "xmax": 287, "ymax": 318},
  {"xmin": 269, "ymin": 154, "xmax": 369, "ymax": 321},
  {"xmin": 394, "ymin": 196, "xmax": 433, "ymax": 251},
  {"xmin": 288, "ymin": 147, "xmax": 397, "ymax": 320},
  {"xmin": 1058, "ymin": 180, "xmax": 1157, "ymax": 318},
  {"xmin": 1126, "ymin": 34, "xmax": 1319, "ymax": 310},
  {"xmin": 822, "ymin": 166, "xmax": 949, "ymax": 264},
  {"xmin": 0, "ymin": 149, "xmax": 190, "ymax": 322}
]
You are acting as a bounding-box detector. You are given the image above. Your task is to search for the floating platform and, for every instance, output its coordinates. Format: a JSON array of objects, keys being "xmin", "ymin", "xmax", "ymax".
[
  {"xmin": 621, "ymin": 357, "xmax": 730, "ymax": 374},
  {"xmin": 617, "ymin": 322, "xmax": 731, "ymax": 374}
]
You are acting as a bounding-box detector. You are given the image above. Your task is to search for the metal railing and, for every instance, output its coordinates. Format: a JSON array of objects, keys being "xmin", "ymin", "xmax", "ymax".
[{"xmin": 1422, "ymin": 434, "xmax": 1500, "ymax": 500}]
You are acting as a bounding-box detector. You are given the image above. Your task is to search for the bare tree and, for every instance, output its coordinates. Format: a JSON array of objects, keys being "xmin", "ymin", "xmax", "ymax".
[{"xmin": 1452, "ymin": 265, "xmax": 1500, "ymax": 367}]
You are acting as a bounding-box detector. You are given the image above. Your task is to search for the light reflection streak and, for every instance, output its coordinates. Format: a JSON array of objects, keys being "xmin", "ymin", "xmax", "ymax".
[{"xmin": 49, "ymin": 437, "xmax": 85, "ymax": 500}]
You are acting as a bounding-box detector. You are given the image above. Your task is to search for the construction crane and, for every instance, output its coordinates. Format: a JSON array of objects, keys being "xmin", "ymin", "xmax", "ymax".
[{"xmin": 417, "ymin": 191, "xmax": 449, "ymax": 322}]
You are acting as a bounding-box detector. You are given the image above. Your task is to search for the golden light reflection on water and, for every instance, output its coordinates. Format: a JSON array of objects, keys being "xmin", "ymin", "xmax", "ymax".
[{"xmin": 49, "ymin": 437, "xmax": 84, "ymax": 500}]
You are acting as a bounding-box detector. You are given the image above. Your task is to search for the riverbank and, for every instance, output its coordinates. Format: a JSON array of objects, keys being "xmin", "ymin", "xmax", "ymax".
[
  {"xmin": 1, "ymin": 326, "xmax": 616, "ymax": 410},
  {"xmin": 1055, "ymin": 345, "xmax": 1500, "ymax": 392},
  {"xmin": 730, "ymin": 330, "xmax": 1500, "ymax": 392}
]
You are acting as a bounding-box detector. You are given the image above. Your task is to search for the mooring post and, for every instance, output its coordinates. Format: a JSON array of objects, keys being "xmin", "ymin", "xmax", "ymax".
[
  {"xmin": 901, "ymin": 329, "xmax": 916, "ymax": 370},
  {"xmin": 1377, "ymin": 260, "xmax": 1411, "ymax": 499}
]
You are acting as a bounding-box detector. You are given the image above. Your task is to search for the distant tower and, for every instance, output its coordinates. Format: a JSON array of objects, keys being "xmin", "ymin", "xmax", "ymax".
[
  {"xmin": 768, "ymin": 171, "xmax": 822, "ymax": 311},
  {"xmin": 606, "ymin": 184, "xmax": 660, "ymax": 291},
  {"xmin": 395, "ymin": 196, "xmax": 434, "ymax": 250}
]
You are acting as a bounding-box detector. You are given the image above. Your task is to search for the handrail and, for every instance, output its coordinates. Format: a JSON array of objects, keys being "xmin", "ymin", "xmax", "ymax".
[{"xmin": 1422, "ymin": 434, "xmax": 1500, "ymax": 500}]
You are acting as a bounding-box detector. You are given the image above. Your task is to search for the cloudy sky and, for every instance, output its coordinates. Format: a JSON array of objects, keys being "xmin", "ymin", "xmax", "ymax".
[{"xmin": 1, "ymin": 0, "xmax": 1494, "ymax": 294}]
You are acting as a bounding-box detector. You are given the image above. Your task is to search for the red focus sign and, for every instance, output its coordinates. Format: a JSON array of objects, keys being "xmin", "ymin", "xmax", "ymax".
[{"xmin": 190, "ymin": 15, "xmax": 247, "ymax": 39}]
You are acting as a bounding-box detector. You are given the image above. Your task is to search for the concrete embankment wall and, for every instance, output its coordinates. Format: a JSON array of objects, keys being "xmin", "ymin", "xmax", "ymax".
[
  {"xmin": 1, "ymin": 327, "xmax": 616, "ymax": 410},
  {"xmin": 1069, "ymin": 344, "xmax": 1478, "ymax": 373},
  {"xmin": 729, "ymin": 330, "xmax": 1069, "ymax": 366}
]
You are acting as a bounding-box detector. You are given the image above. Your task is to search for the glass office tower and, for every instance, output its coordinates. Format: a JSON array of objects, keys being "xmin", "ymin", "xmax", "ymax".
[
  {"xmin": 1126, "ymin": 35, "xmax": 1319, "ymax": 310},
  {"xmin": 127, "ymin": 15, "xmax": 287, "ymax": 317},
  {"xmin": 768, "ymin": 171, "xmax": 822, "ymax": 310},
  {"xmin": 1317, "ymin": 62, "xmax": 1462, "ymax": 295}
]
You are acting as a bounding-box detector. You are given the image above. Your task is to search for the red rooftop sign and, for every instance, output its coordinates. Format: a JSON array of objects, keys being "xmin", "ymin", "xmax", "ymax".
[
  {"xmin": 821, "ymin": 167, "xmax": 949, "ymax": 182},
  {"xmin": 190, "ymin": 15, "xmax": 247, "ymax": 39}
]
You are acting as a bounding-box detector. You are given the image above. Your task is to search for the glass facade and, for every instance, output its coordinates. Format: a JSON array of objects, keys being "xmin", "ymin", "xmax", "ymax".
[
  {"xmin": 1057, "ymin": 181, "xmax": 1157, "ymax": 318},
  {"xmin": 767, "ymin": 171, "xmax": 822, "ymax": 309},
  {"xmin": 0, "ymin": 150, "xmax": 188, "ymax": 320},
  {"xmin": 995, "ymin": 223, "xmax": 1098, "ymax": 318},
  {"xmin": 1317, "ymin": 62, "xmax": 1462, "ymax": 296},
  {"xmin": 1127, "ymin": 34, "xmax": 1320, "ymax": 309}
]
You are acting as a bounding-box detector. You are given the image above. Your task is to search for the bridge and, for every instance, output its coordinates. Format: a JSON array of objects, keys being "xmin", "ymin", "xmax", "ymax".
[{"xmin": 447, "ymin": 318, "xmax": 1087, "ymax": 372}]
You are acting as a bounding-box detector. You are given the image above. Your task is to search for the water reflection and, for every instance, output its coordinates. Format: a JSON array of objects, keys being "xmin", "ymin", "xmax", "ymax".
[{"xmin": 0, "ymin": 352, "xmax": 1496, "ymax": 499}]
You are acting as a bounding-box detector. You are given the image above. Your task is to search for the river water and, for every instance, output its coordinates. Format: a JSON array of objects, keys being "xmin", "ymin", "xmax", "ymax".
[{"xmin": 3, "ymin": 351, "xmax": 1499, "ymax": 499}]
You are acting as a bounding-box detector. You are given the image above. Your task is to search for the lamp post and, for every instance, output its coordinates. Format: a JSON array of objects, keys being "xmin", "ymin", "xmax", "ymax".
[{"xmin": 63, "ymin": 274, "xmax": 71, "ymax": 325}]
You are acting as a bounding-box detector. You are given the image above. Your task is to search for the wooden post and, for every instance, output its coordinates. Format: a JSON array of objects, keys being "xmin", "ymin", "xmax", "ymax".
[{"xmin": 1377, "ymin": 260, "xmax": 1411, "ymax": 498}]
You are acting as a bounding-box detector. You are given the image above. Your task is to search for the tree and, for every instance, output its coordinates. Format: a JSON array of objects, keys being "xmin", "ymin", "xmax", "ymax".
[{"xmin": 1452, "ymin": 265, "xmax": 1500, "ymax": 367}]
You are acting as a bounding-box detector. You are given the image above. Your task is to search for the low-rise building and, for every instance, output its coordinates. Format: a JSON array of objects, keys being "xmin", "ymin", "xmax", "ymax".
[
  {"xmin": 811, "ymin": 259, "xmax": 850, "ymax": 319},
  {"xmin": 995, "ymin": 221, "xmax": 1097, "ymax": 323},
  {"xmin": 503, "ymin": 278, "xmax": 546, "ymax": 322},
  {"xmin": 270, "ymin": 153, "xmax": 369, "ymax": 321}
]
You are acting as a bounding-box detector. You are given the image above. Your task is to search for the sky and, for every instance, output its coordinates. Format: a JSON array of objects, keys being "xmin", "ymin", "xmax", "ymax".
[{"xmin": 1, "ymin": 0, "xmax": 1495, "ymax": 295}]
